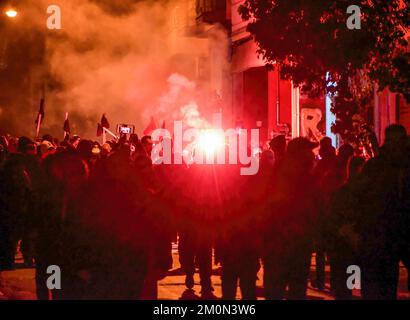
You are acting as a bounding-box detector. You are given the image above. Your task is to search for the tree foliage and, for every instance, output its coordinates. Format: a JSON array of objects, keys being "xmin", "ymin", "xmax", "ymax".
[{"xmin": 239, "ymin": 0, "xmax": 409, "ymax": 144}]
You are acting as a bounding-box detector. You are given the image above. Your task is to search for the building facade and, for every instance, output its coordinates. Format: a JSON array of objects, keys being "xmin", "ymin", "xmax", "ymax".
[
  {"xmin": 229, "ymin": 0, "xmax": 410, "ymax": 147},
  {"xmin": 231, "ymin": 0, "xmax": 300, "ymax": 144},
  {"xmin": 167, "ymin": 0, "xmax": 232, "ymax": 125},
  {"xmin": 154, "ymin": 0, "xmax": 410, "ymax": 146}
]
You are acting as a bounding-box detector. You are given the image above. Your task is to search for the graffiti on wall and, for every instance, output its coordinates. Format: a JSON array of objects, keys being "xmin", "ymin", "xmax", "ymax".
[{"xmin": 301, "ymin": 108, "xmax": 325, "ymax": 143}]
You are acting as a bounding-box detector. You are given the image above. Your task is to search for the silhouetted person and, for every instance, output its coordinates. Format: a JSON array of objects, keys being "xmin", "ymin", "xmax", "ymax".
[
  {"xmin": 336, "ymin": 144, "xmax": 354, "ymax": 182},
  {"xmin": 357, "ymin": 124, "xmax": 408, "ymax": 299},
  {"xmin": 0, "ymin": 137, "xmax": 40, "ymax": 270},
  {"xmin": 328, "ymin": 156, "xmax": 365, "ymax": 299},
  {"xmin": 263, "ymin": 138, "xmax": 318, "ymax": 299},
  {"xmin": 141, "ymin": 135, "xmax": 153, "ymax": 157},
  {"xmin": 218, "ymin": 162, "xmax": 263, "ymax": 300},
  {"xmin": 402, "ymin": 135, "xmax": 410, "ymax": 294},
  {"xmin": 69, "ymin": 135, "xmax": 81, "ymax": 149},
  {"xmin": 77, "ymin": 139, "xmax": 94, "ymax": 164},
  {"xmin": 33, "ymin": 150, "xmax": 89, "ymax": 299},
  {"xmin": 269, "ymin": 135, "xmax": 286, "ymax": 165},
  {"xmin": 178, "ymin": 164, "xmax": 221, "ymax": 299},
  {"xmin": 84, "ymin": 143, "xmax": 151, "ymax": 299},
  {"xmin": 312, "ymin": 137, "xmax": 337, "ymax": 290},
  {"xmin": 138, "ymin": 149, "xmax": 173, "ymax": 300}
]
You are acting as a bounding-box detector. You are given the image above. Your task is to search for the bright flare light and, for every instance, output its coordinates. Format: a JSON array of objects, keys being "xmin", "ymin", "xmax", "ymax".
[
  {"xmin": 5, "ymin": 8, "xmax": 18, "ymax": 18},
  {"xmin": 197, "ymin": 130, "xmax": 225, "ymax": 155}
]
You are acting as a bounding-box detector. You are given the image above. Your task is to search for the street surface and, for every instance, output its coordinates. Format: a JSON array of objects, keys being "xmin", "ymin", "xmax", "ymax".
[{"xmin": 1, "ymin": 246, "xmax": 409, "ymax": 300}]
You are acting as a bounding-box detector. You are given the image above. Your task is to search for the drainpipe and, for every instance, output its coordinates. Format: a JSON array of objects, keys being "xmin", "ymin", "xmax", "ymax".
[
  {"xmin": 374, "ymin": 83, "xmax": 380, "ymax": 142},
  {"xmin": 276, "ymin": 67, "xmax": 290, "ymax": 135}
]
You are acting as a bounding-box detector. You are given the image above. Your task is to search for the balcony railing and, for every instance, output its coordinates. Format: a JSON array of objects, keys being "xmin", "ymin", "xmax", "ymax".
[{"xmin": 196, "ymin": 0, "xmax": 229, "ymax": 26}]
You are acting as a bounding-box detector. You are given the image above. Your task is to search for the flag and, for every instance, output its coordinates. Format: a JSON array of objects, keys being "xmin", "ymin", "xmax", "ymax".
[
  {"xmin": 101, "ymin": 114, "xmax": 110, "ymax": 129},
  {"xmin": 143, "ymin": 116, "xmax": 157, "ymax": 136},
  {"xmin": 63, "ymin": 118, "xmax": 70, "ymax": 133},
  {"xmin": 97, "ymin": 123, "xmax": 103, "ymax": 137},
  {"xmin": 35, "ymin": 98, "xmax": 45, "ymax": 125},
  {"xmin": 63, "ymin": 113, "xmax": 70, "ymax": 140},
  {"xmin": 63, "ymin": 114, "xmax": 70, "ymax": 134}
]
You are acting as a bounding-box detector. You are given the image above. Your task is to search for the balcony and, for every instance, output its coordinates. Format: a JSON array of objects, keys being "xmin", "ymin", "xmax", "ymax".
[
  {"xmin": 231, "ymin": 0, "xmax": 249, "ymax": 42},
  {"xmin": 196, "ymin": 0, "xmax": 230, "ymax": 28}
]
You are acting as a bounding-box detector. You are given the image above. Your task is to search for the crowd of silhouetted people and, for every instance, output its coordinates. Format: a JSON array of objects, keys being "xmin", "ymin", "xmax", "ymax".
[{"xmin": 0, "ymin": 124, "xmax": 409, "ymax": 300}]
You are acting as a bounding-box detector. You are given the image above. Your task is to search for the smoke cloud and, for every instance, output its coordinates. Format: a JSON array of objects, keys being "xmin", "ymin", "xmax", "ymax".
[{"xmin": 0, "ymin": 0, "xmax": 230, "ymax": 139}]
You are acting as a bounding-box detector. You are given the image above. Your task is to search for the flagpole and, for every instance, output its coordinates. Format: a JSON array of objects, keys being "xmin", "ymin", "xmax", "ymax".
[
  {"xmin": 64, "ymin": 112, "xmax": 69, "ymax": 140},
  {"xmin": 36, "ymin": 97, "xmax": 45, "ymax": 140},
  {"xmin": 36, "ymin": 113, "xmax": 42, "ymax": 139},
  {"xmin": 103, "ymin": 127, "xmax": 118, "ymax": 141}
]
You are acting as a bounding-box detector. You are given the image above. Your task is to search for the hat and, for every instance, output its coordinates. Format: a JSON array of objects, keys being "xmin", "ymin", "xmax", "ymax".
[
  {"xmin": 40, "ymin": 140, "xmax": 55, "ymax": 155},
  {"xmin": 92, "ymin": 144, "xmax": 101, "ymax": 155},
  {"xmin": 287, "ymin": 137, "xmax": 318, "ymax": 155}
]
